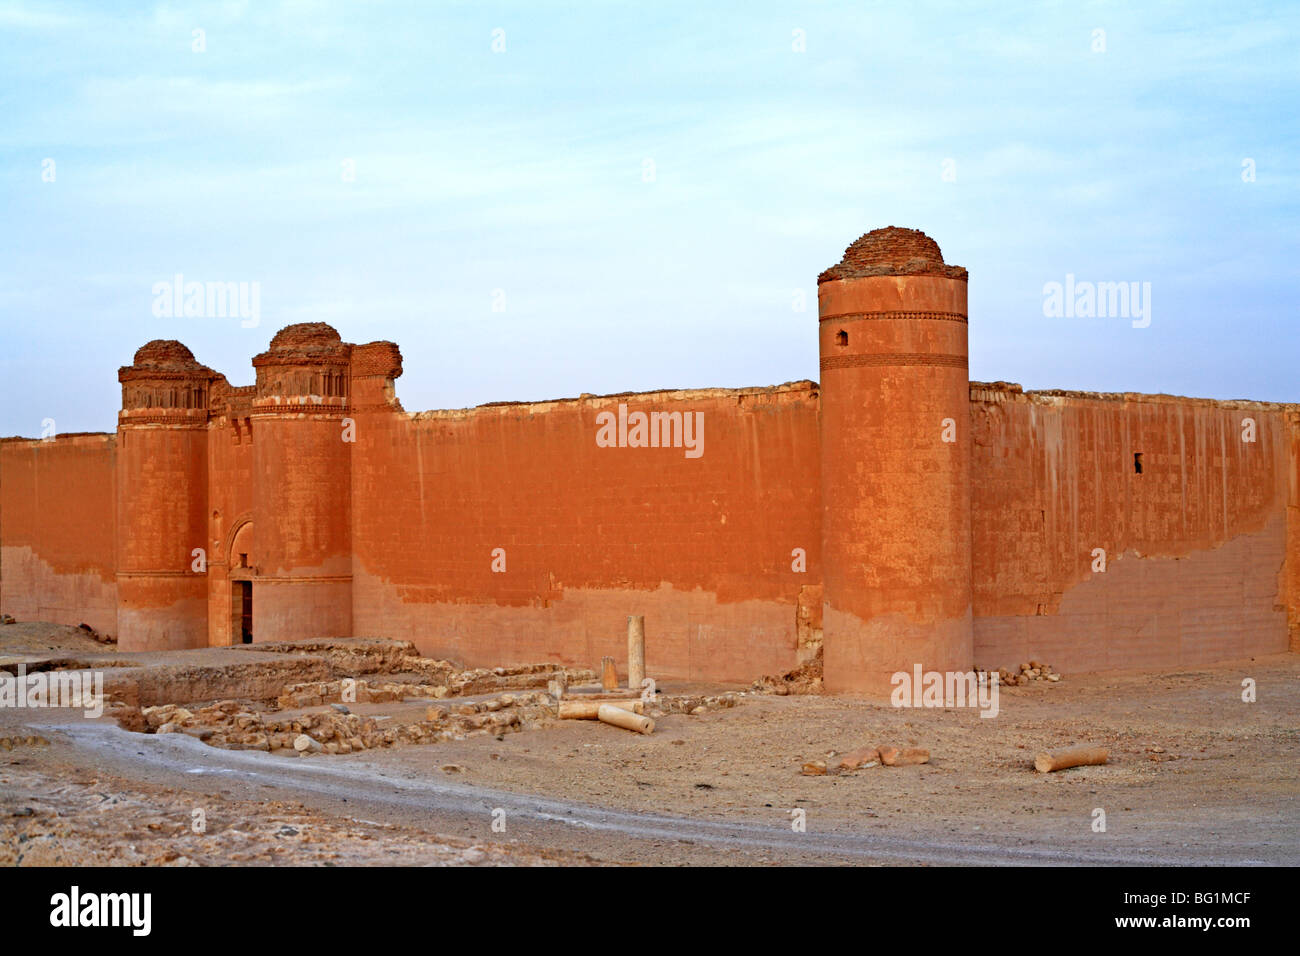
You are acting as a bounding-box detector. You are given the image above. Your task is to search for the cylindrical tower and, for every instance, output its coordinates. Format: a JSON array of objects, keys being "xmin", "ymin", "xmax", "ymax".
[
  {"xmin": 817, "ymin": 227, "xmax": 973, "ymax": 693},
  {"xmin": 116, "ymin": 341, "xmax": 213, "ymax": 651},
  {"xmin": 250, "ymin": 323, "xmax": 353, "ymax": 642}
]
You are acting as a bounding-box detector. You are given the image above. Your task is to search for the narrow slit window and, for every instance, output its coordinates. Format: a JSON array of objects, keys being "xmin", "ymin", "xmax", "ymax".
[
  {"xmin": 1134, "ymin": 452, "xmax": 1143, "ymax": 474},
  {"xmin": 835, "ymin": 330, "xmax": 848, "ymax": 348}
]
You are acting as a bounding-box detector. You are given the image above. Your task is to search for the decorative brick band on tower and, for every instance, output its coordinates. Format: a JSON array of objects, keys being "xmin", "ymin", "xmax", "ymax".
[
  {"xmin": 250, "ymin": 323, "xmax": 355, "ymax": 642},
  {"xmin": 116, "ymin": 341, "xmax": 214, "ymax": 651},
  {"xmin": 817, "ymin": 227, "xmax": 974, "ymax": 693}
]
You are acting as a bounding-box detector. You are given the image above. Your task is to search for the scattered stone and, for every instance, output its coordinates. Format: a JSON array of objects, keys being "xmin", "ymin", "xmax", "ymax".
[
  {"xmin": 837, "ymin": 746, "xmax": 880, "ymax": 771},
  {"xmin": 879, "ymin": 746, "xmax": 930, "ymax": 766},
  {"xmin": 106, "ymin": 652, "xmax": 742, "ymax": 764},
  {"xmin": 656, "ymin": 693, "xmax": 741, "ymax": 716},
  {"xmin": 989, "ymin": 662, "xmax": 1061, "ymax": 685},
  {"xmin": 73, "ymin": 622, "xmax": 116, "ymax": 643},
  {"xmin": 801, "ymin": 760, "xmax": 827, "ymax": 776},
  {"xmin": 752, "ymin": 646, "xmax": 823, "ymax": 695},
  {"xmin": 1035, "ymin": 745, "xmax": 1108, "ymax": 773},
  {"xmin": 293, "ymin": 734, "xmax": 322, "ymax": 753}
]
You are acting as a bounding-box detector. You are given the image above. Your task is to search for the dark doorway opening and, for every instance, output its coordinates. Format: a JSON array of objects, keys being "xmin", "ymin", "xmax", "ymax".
[{"xmin": 236, "ymin": 581, "xmax": 252, "ymax": 644}]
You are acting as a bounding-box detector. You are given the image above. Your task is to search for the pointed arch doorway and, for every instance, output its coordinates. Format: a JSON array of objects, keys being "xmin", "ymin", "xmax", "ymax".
[{"xmin": 227, "ymin": 518, "xmax": 255, "ymax": 645}]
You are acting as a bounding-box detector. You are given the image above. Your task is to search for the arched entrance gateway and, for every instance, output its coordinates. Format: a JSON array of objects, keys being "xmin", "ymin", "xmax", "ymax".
[{"xmin": 226, "ymin": 518, "xmax": 254, "ymax": 644}]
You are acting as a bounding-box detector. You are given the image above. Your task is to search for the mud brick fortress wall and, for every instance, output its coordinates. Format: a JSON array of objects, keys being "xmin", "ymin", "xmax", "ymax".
[{"xmin": 3, "ymin": 227, "xmax": 1297, "ymax": 693}]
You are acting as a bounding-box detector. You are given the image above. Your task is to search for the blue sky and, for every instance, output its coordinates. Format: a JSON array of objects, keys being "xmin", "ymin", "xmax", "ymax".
[{"xmin": 1, "ymin": 0, "xmax": 1296, "ymax": 436}]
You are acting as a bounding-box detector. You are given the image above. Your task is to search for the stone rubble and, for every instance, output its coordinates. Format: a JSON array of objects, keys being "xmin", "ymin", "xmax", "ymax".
[
  {"xmin": 751, "ymin": 647, "xmax": 823, "ymax": 696},
  {"xmin": 123, "ymin": 671, "xmax": 744, "ymax": 756},
  {"xmin": 105, "ymin": 640, "xmax": 743, "ymax": 756},
  {"xmin": 804, "ymin": 742, "xmax": 931, "ymax": 774},
  {"xmin": 646, "ymin": 693, "xmax": 741, "ymax": 718},
  {"xmin": 982, "ymin": 661, "xmax": 1062, "ymax": 686},
  {"xmin": 135, "ymin": 690, "xmax": 556, "ymax": 755},
  {"xmin": 76, "ymin": 622, "xmax": 116, "ymax": 645}
]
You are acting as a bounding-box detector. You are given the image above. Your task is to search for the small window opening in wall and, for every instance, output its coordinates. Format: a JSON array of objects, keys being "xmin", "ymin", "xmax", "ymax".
[
  {"xmin": 835, "ymin": 330, "xmax": 848, "ymax": 348},
  {"xmin": 1134, "ymin": 453, "xmax": 1143, "ymax": 474},
  {"xmin": 239, "ymin": 553, "xmax": 249, "ymax": 568}
]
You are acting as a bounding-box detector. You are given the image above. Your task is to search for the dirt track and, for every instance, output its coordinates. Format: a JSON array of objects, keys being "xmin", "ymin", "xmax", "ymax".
[{"xmin": 2, "ymin": 626, "xmax": 1297, "ymax": 866}]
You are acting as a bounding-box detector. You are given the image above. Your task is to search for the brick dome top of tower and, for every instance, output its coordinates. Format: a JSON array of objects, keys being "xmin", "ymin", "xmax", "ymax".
[
  {"xmin": 130, "ymin": 340, "xmax": 206, "ymax": 370},
  {"xmin": 818, "ymin": 227, "xmax": 967, "ymax": 283},
  {"xmin": 121, "ymin": 340, "xmax": 216, "ymax": 381},
  {"xmin": 268, "ymin": 322, "xmax": 343, "ymax": 352},
  {"xmin": 254, "ymin": 322, "xmax": 349, "ymax": 365}
]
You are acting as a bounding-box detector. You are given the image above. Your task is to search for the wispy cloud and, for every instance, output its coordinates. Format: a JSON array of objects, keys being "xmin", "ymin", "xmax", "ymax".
[
  {"xmin": 0, "ymin": 1, "xmax": 78, "ymax": 29},
  {"xmin": 0, "ymin": 0, "xmax": 1297, "ymax": 434}
]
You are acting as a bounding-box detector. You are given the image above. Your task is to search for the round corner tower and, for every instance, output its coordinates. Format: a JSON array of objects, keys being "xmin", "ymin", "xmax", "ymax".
[
  {"xmin": 116, "ymin": 340, "xmax": 214, "ymax": 651},
  {"xmin": 817, "ymin": 227, "xmax": 973, "ymax": 694},
  {"xmin": 250, "ymin": 322, "xmax": 353, "ymax": 642}
]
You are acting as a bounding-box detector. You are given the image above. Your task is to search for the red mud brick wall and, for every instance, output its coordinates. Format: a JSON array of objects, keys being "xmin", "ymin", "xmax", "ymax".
[
  {"xmin": 251, "ymin": 414, "xmax": 353, "ymax": 642},
  {"xmin": 349, "ymin": 383, "xmax": 822, "ymax": 683},
  {"xmin": 1288, "ymin": 410, "xmax": 1300, "ymax": 650},
  {"xmin": 0, "ymin": 434, "xmax": 119, "ymax": 635},
  {"xmin": 970, "ymin": 384, "xmax": 1292, "ymax": 673}
]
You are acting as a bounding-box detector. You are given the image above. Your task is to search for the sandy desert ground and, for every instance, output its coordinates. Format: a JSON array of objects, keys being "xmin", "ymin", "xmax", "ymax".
[{"xmin": 2, "ymin": 622, "xmax": 1296, "ymax": 866}]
